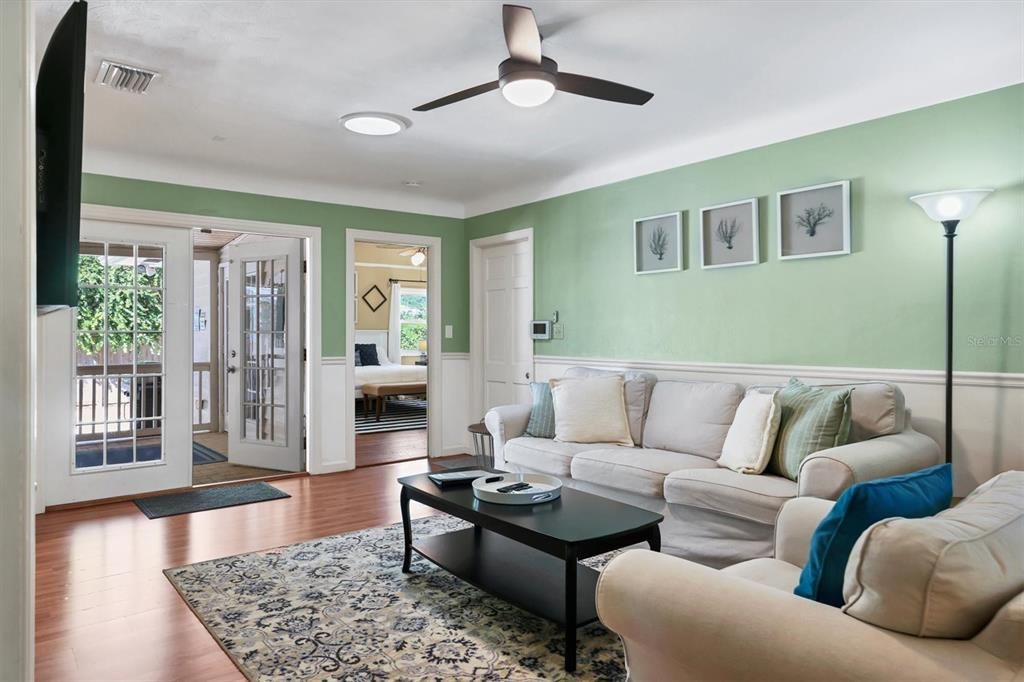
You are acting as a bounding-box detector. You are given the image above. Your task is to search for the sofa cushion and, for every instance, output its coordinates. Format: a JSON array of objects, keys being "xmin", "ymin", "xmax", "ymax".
[
  {"xmin": 794, "ymin": 463, "xmax": 952, "ymax": 607},
  {"xmin": 504, "ymin": 437, "xmax": 610, "ymax": 477},
  {"xmin": 723, "ymin": 557, "xmax": 802, "ymax": 592},
  {"xmin": 551, "ymin": 375, "xmax": 633, "ymax": 446},
  {"xmin": 718, "ymin": 389, "xmax": 781, "ymax": 474},
  {"xmin": 664, "ymin": 468, "xmax": 798, "ymax": 525},
  {"xmin": 564, "ymin": 367, "xmax": 657, "ymax": 445},
  {"xmin": 769, "ymin": 378, "xmax": 852, "ymax": 480},
  {"xmin": 642, "ymin": 381, "xmax": 743, "ymax": 459},
  {"xmin": 525, "ymin": 382, "xmax": 555, "ymax": 438},
  {"xmin": 571, "ymin": 448, "xmax": 718, "ymax": 498},
  {"xmin": 753, "ymin": 380, "xmax": 905, "ymax": 443},
  {"xmin": 843, "ymin": 470, "xmax": 1024, "ymax": 638}
]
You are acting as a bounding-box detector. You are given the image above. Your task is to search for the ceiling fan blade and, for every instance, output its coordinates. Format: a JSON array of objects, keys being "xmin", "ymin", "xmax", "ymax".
[
  {"xmin": 503, "ymin": 4, "xmax": 542, "ymax": 64},
  {"xmin": 556, "ymin": 72, "xmax": 653, "ymax": 105},
  {"xmin": 413, "ymin": 81, "xmax": 499, "ymax": 111},
  {"xmin": 398, "ymin": 248, "xmax": 419, "ymax": 257}
]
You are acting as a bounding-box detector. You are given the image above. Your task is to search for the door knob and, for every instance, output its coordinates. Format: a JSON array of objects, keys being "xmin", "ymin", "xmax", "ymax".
[{"xmin": 227, "ymin": 365, "xmax": 237, "ymax": 374}]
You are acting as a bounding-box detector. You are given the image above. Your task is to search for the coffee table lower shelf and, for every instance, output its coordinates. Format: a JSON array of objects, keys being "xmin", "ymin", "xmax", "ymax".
[{"xmin": 411, "ymin": 527, "xmax": 600, "ymax": 627}]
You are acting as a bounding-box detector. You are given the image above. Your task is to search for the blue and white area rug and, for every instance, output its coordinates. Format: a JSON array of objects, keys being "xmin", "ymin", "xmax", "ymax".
[{"xmin": 165, "ymin": 515, "xmax": 626, "ymax": 681}]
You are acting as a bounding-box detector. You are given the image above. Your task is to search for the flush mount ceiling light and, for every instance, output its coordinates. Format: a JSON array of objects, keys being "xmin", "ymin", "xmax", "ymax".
[{"xmin": 339, "ymin": 112, "xmax": 409, "ymax": 136}]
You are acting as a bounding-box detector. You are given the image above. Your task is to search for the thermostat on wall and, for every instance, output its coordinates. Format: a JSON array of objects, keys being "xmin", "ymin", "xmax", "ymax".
[{"xmin": 531, "ymin": 320, "xmax": 551, "ymax": 340}]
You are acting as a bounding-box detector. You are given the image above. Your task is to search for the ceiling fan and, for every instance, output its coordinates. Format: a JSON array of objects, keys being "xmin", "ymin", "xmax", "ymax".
[
  {"xmin": 413, "ymin": 4, "xmax": 653, "ymax": 111},
  {"xmin": 376, "ymin": 244, "xmax": 427, "ymax": 266}
]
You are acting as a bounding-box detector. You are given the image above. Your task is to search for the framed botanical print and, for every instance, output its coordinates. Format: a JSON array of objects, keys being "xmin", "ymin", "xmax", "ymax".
[
  {"xmin": 634, "ymin": 212, "xmax": 682, "ymax": 274},
  {"xmin": 777, "ymin": 180, "xmax": 850, "ymax": 260},
  {"xmin": 700, "ymin": 198, "xmax": 759, "ymax": 269}
]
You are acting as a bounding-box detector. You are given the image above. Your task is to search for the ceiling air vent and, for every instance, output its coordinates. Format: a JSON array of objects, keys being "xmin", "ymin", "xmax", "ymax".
[{"xmin": 94, "ymin": 60, "xmax": 159, "ymax": 94}]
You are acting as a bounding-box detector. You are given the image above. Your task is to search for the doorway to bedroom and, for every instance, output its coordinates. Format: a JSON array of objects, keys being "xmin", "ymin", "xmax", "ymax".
[{"xmin": 352, "ymin": 239, "xmax": 430, "ymax": 467}]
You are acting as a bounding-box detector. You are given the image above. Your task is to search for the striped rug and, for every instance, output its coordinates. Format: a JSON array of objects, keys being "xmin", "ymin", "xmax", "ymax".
[{"xmin": 354, "ymin": 398, "xmax": 427, "ymax": 434}]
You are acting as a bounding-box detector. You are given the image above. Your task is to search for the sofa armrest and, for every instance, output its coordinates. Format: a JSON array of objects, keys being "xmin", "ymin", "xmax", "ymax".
[
  {"xmin": 483, "ymin": 404, "xmax": 531, "ymax": 467},
  {"xmin": 774, "ymin": 497, "xmax": 835, "ymax": 567},
  {"xmin": 596, "ymin": 550, "xmax": 993, "ymax": 682},
  {"xmin": 798, "ymin": 426, "xmax": 942, "ymax": 500}
]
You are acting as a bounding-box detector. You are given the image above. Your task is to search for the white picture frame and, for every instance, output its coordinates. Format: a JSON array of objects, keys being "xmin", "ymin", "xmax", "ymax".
[
  {"xmin": 777, "ymin": 180, "xmax": 851, "ymax": 260},
  {"xmin": 633, "ymin": 211, "xmax": 682, "ymax": 275},
  {"xmin": 700, "ymin": 198, "xmax": 759, "ymax": 269}
]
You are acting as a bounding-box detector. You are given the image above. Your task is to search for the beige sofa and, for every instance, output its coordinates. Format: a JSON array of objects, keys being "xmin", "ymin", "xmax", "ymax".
[
  {"xmin": 596, "ymin": 483, "xmax": 1024, "ymax": 681},
  {"xmin": 485, "ymin": 367, "xmax": 941, "ymax": 567}
]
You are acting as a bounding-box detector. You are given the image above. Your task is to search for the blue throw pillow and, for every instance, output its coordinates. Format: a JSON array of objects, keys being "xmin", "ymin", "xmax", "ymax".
[
  {"xmin": 794, "ymin": 463, "xmax": 952, "ymax": 607},
  {"xmin": 525, "ymin": 382, "xmax": 556, "ymax": 438}
]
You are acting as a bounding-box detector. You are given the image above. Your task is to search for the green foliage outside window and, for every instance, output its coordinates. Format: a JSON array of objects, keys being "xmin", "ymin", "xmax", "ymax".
[
  {"xmin": 399, "ymin": 290, "xmax": 426, "ymax": 351},
  {"xmin": 76, "ymin": 254, "xmax": 163, "ymax": 355}
]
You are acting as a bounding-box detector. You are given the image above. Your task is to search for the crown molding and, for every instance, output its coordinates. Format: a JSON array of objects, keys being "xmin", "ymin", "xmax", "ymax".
[{"xmin": 83, "ymin": 148, "xmax": 466, "ymax": 219}]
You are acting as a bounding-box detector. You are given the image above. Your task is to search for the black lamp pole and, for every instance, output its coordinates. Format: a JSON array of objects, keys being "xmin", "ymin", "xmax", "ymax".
[{"xmin": 942, "ymin": 219, "xmax": 958, "ymax": 465}]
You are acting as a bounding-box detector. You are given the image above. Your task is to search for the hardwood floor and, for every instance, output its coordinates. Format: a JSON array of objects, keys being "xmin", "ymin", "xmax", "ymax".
[
  {"xmin": 35, "ymin": 458, "xmax": 450, "ymax": 682},
  {"xmin": 355, "ymin": 428, "xmax": 427, "ymax": 467}
]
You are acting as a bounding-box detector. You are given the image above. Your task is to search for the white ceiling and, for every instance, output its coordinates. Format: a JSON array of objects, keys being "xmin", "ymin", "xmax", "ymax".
[{"xmin": 34, "ymin": 0, "xmax": 1024, "ymax": 218}]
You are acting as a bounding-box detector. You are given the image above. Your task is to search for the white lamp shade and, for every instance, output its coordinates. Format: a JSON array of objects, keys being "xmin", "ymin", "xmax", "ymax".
[{"xmin": 909, "ymin": 189, "xmax": 993, "ymax": 223}]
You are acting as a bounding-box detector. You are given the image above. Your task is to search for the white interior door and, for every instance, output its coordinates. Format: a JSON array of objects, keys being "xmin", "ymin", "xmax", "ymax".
[
  {"xmin": 227, "ymin": 238, "xmax": 304, "ymax": 471},
  {"xmin": 52, "ymin": 221, "xmax": 192, "ymax": 504},
  {"xmin": 482, "ymin": 239, "xmax": 534, "ymax": 410}
]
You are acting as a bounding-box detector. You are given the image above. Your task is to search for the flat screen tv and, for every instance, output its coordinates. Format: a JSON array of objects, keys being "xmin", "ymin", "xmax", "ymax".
[{"xmin": 36, "ymin": 0, "xmax": 87, "ymax": 310}]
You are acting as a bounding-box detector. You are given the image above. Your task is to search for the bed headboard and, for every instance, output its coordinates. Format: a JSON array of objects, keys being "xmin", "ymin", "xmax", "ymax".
[{"xmin": 354, "ymin": 329, "xmax": 388, "ymax": 359}]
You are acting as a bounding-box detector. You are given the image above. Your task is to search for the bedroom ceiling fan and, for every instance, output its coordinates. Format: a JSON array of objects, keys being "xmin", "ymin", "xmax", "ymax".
[
  {"xmin": 376, "ymin": 244, "xmax": 427, "ymax": 266},
  {"xmin": 413, "ymin": 4, "xmax": 654, "ymax": 111}
]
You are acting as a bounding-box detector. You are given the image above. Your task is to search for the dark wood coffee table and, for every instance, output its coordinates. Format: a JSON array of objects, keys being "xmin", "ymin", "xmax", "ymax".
[{"xmin": 398, "ymin": 470, "xmax": 663, "ymax": 672}]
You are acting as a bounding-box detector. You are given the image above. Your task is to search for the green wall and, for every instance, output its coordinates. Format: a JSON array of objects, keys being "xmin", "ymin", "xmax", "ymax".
[
  {"xmin": 82, "ymin": 85, "xmax": 1023, "ymax": 372},
  {"xmin": 466, "ymin": 85, "xmax": 1024, "ymax": 373},
  {"xmin": 81, "ymin": 175, "xmax": 468, "ymax": 357}
]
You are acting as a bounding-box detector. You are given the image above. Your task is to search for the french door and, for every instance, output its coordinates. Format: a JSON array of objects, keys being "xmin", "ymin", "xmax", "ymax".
[
  {"xmin": 67, "ymin": 221, "xmax": 191, "ymax": 500},
  {"xmin": 226, "ymin": 238, "xmax": 304, "ymax": 472}
]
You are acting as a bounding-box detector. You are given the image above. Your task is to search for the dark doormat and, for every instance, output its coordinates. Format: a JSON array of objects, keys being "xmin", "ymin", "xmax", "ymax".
[{"xmin": 134, "ymin": 481, "xmax": 290, "ymax": 519}]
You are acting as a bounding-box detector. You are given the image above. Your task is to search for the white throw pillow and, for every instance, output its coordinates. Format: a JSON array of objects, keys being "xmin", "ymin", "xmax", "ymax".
[
  {"xmin": 842, "ymin": 470, "xmax": 1024, "ymax": 638},
  {"xmin": 717, "ymin": 390, "xmax": 781, "ymax": 474},
  {"xmin": 550, "ymin": 375, "xmax": 633, "ymax": 446}
]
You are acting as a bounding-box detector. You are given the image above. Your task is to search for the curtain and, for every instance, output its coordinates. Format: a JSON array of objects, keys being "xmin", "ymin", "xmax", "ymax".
[{"xmin": 387, "ymin": 281, "xmax": 401, "ymax": 363}]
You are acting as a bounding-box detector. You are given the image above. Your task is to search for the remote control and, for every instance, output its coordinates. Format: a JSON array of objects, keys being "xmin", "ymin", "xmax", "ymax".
[{"xmin": 496, "ymin": 482, "xmax": 531, "ymax": 493}]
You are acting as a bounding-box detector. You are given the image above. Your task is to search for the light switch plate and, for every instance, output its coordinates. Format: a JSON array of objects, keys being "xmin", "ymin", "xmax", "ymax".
[
  {"xmin": 444, "ymin": 324, "xmax": 453, "ymax": 339},
  {"xmin": 553, "ymin": 322, "xmax": 564, "ymax": 340}
]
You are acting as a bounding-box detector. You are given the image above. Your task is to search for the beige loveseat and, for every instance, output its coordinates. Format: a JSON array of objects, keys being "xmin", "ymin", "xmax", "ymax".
[
  {"xmin": 485, "ymin": 367, "xmax": 941, "ymax": 567},
  {"xmin": 596, "ymin": 472, "xmax": 1024, "ymax": 681}
]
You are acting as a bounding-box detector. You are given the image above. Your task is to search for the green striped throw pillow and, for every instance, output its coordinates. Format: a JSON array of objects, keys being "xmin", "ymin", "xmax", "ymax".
[
  {"xmin": 525, "ymin": 382, "xmax": 556, "ymax": 439},
  {"xmin": 769, "ymin": 378, "xmax": 852, "ymax": 481}
]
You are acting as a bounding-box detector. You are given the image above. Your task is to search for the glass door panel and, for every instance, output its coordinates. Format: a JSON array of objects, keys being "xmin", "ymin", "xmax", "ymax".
[{"xmin": 73, "ymin": 241, "xmax": 165, "ymax": 470}]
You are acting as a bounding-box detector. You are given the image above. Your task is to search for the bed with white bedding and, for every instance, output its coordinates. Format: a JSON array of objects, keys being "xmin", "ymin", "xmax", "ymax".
[{"xmin": 353, "ymin": 330, "xmax": 427, "ymax": 398}]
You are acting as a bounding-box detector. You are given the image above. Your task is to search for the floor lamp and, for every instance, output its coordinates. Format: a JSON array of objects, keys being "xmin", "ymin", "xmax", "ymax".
[{"xmin": 909, "ymin": 189, "xmax": 993, "ymax": 464}]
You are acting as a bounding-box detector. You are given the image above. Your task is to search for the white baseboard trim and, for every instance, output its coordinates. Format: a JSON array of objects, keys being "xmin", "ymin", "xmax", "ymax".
[
  {"xmin": 322, "ymin": 356, "xmax": 346, "ymax": 366},
  {"xmin": 535, "ymin": 355, "xmax": 1024, "ymax": 389}
]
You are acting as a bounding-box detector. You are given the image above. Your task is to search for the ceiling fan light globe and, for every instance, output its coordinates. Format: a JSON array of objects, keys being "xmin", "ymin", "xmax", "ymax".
[
  {"xmin": 410, "ymin": 251, "xmax": 426, "ymax": 266},
  {"xmin": 501, "ymin": 78, "xmax": 556, "ymax": 107}
]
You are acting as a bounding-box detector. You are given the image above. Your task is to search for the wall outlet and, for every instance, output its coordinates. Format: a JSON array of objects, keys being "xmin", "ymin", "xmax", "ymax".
[
  {"xmin": 552, "ymin": 322, "xmax": 564, "ymax": 340},
  {"xmin": 444, "ymin": 324, "xmax": 453, "ymax": 339}
]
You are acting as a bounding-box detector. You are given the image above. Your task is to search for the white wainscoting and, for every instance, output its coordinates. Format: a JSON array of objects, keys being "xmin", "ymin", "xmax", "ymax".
[
  {"xmin": 317, "ymin": 353, "xmax": 473, "ymax": 473},
  {"xmin": 440, "ymin": 353, "xmax": 473, "ymax": 456},
  {"xmin": 534, "ymin": 355, "xmax": 1024, "ymax": 497}
]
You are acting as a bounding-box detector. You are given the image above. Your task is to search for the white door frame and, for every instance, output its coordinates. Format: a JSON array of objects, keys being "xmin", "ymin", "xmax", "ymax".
[
  {"xmin": 345, "ymin": 229, "xmax": 442, "ymax": 463},
  {"xmin": 77, "ymin": 204, "xmax": 326, "ymax": 473},
  {"xmin": 469, "ymin": 227, "xmax": 534, "ymax": 422}
]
